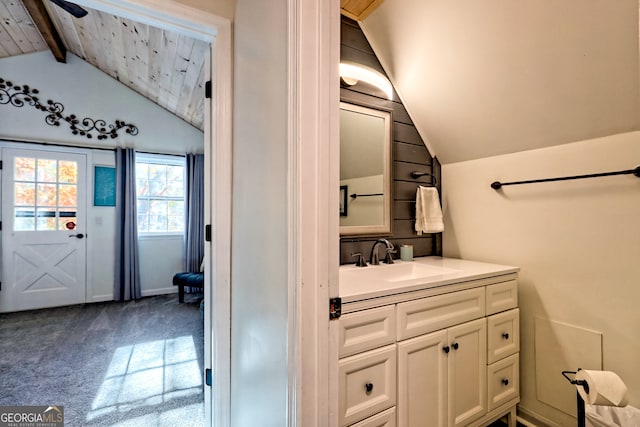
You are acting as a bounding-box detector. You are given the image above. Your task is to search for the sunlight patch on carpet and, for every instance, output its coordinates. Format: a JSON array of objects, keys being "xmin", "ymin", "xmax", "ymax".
[{"xmin": 87, "ymin": 336, "xmax": 202, "ymax": 422}]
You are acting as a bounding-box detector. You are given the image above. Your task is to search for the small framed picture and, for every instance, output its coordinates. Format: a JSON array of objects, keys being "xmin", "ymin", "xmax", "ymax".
[{"xmin": 340, "ymin": 185, "xmax": 348, "ymax": 216}]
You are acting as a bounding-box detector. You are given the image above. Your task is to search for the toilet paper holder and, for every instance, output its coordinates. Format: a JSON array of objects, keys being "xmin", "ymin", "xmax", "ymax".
[
  {"xmin": 562, "ymin": 370, "xmax": 590, "ymax": 393},
  {"xmin": 562, "ymin": 370, "xmax": 588, "ymax": 427}
]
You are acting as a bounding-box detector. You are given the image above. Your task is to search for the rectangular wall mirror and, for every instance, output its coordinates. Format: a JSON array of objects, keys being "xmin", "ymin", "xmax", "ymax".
[{"xmin": 340, "ymin": 102, "xmax": 392, "ymax": 236}]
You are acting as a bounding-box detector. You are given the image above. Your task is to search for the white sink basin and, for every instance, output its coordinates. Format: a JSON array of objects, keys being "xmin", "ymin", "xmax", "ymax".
[{"xmin": 340, "ymin": 261, "xmax": 460, "ymax": 286}]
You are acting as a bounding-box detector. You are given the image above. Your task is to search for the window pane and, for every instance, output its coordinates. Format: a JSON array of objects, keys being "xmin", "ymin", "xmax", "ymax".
[
  {"xmin": 58, "ymin": 161, "xmax": 78, "ymax": 183},
  {"xmin": 148, "ymin": 164, "xmax": 166, "ymax": 183},
  {"xmin": 36, "ymin": 208, "xmax": 57, "ymax": 230},
  {"xmin": 136, "ymin": 179, "xmax": 149, "ymax": 197},
  {"xmin": 149, "ymin": 215, "xmax": 167, "ymax": 232},
  {"xmin": 59, "ymin": 211, "xmax": 77, "ymax": 230},
  {"xmin": 166, "ymin": 181, "xmax": 183, "ymax": 197},
  {"xmin": 58, "ymin": 184, "xmax": 77, "ymax": 207},
  {"xmin": 37, "ymin": 159, "xmax": 57, "ymax": 183},
  {"xmin": 168, "ymin": 216, "xmax": 183, "ymax": 232},
  {"xmin": 167, "ymin": 166, "xmax": 183, "ymax": 182},
  {"xmin": 14, "ymin": 208, "xmax": 35, "ymax": 231},
  {"xmin": 168, "ymin": 200, "xmax": 184, "ymax": 216},
  {"xmin": 150, "ymin": 179, "xmax": 167, "ymax": 197},
  {"xmin": 15, "ymin": 183, "xmax": 35, "ymax": 206},
  {"xmin": 14, "ymin": 157, "xmax": 35, "ymax": 181},
  {"xmin": 37, "ymin": 184, "xmax": 57, "ymax": 207},
  {"xmin": 136, "ymin": 163, "xmax": 148, "ymax": 180},
  {"xmin": 150, "ymin": 200, "xmax": 167, "ymax": 216},
  {"xmin": 137, "ymin": 214, "xmax": 149, "ymax": 232}
]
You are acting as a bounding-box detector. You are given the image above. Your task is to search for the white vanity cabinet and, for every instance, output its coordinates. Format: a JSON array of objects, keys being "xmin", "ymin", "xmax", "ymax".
[{"xmin": 338, "ymin": 263, "xmax": 519, "ymax": 427}]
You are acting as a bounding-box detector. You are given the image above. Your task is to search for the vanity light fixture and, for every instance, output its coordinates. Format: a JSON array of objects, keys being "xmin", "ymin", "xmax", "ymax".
[{"xmin": 339, "ymin": 62, "xmax": 393, "ymax": 100}]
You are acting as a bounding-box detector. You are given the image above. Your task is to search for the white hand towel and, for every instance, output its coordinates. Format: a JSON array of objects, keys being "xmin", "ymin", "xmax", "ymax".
[{"xmin": 415, "ymin": 186, "xmax": 444, "ymax": 235}]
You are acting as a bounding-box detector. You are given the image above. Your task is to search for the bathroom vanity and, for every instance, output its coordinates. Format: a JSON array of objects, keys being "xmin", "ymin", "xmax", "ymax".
[{"xmin": 337, "ymin": 257, "xmax": 520, "ymax": 427}]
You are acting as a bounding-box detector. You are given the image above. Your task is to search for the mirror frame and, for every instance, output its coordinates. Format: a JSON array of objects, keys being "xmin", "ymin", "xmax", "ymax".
[{"xmin": 339, "ymin": 101, "xmax": 393, "ymax": 236}]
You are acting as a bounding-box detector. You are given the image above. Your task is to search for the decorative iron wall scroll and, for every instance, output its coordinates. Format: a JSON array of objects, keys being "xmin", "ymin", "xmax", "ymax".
[{"xmin": 0, "ymin": 78, "xmax": 139, "ymax": 140}]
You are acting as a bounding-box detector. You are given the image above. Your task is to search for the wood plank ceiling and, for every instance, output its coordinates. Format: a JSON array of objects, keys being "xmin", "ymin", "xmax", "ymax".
[
  {"xmin": 0, "ymin": 0, "xmax": 207, "ymax": 131},
  {"xmin": 341, "ymin": 0, "xmax": 385, "ymax": 21}
]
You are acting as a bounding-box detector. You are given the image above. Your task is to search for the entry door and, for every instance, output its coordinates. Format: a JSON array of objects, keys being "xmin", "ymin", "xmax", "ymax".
[{"xmin": 1, "ymin": 147, "xmax": 87, "ymax": 312}]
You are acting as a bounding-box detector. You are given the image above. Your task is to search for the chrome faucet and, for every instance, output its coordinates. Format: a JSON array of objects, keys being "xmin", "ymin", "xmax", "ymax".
[{"xmin": 369, "ymin": 239, "xmax": 395, "ymax": 265}]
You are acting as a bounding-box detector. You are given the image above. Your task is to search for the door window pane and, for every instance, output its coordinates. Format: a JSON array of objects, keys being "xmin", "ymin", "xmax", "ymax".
[
  {"xmin": 14, "ymin": 158, "xmax": 35, "ymax": 181},
  {"xmin": 14, "ymin": 183, "xmax": 35, "ymax": 206},
  {"xmin": 37, "ymin": 159, "xmax": 57, "ymax": 182},
  {"xmin": 58, "ymin": 161, "xmax": 78, "ymax": 183},
  {"xmin": 37, "ymin": 184, "xmax": 57, "ymax": 206}
]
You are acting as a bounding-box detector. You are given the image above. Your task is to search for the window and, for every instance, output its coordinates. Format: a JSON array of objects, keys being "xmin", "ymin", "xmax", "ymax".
[
  {"xmin": 135, "ymin": 154, "xmax": 185, "ymax": 234},
  {"xmin": 13, "ymin": 156, "xmax": 78, "ymax": 231}
]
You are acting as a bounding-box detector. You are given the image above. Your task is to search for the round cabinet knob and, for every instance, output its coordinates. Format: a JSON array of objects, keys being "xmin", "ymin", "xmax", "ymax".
[
  {"xmin": 502, "ymin": 332, "xmax": 510, "ymax": 340},
  {"xmin": 502, "ymin": 378, "xmax": 509, "ymax": 386},
  {"xmin": 443, "ymin": 346, "xmax": 450, "ymax": 354},
  {"xmin": 451, "ymin": 342, "xmax": 459, "ymax": 350},
  {"xmin": 365, "ymin": 383, "xmax": 374, "ymax": 394}
]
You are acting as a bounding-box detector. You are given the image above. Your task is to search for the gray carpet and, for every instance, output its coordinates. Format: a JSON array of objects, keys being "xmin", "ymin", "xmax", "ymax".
[{"xmin": 0, "ymin": 294, "xmax": 205, "ymax": 427}]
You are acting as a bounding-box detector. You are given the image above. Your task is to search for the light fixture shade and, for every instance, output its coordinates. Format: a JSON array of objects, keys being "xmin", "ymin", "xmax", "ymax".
[{"xmin": 339, "ymin": 62, "xmax": 393, "ymax": 99}]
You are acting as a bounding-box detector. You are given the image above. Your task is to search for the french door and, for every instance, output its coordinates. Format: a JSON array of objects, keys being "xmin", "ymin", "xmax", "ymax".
[{"xmin": 1, "ymin": 147, "xmax": 87, "ymax": 312}]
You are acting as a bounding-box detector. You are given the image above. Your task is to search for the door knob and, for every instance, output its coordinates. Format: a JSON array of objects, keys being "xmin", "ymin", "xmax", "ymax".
[
  {"xmin": 502, "ymin": 332, "xmax": 510, "ymax": 340},
  {"xmin": 451, "ymin": 342, "xmax": 459, "ymax": 350},
  {"xmin": 69, "ymin": 233, "xmax": 84, "ymax": 239},
  {"xmin": 443, "ymin": 346, "xmax": 450, "ymax": 354},
  {"xmin": 364, "ymin": 383, "xmax": 374, "ymax": 394}
]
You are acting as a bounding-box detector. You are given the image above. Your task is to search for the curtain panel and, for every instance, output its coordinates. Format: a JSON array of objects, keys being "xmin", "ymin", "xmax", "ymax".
[{"xmin": 114, "ymin": 147, "xmax": 141, "ymax": 301}]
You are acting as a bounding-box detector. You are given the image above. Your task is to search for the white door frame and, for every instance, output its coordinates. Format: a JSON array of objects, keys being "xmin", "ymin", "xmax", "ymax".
[
  {"xmin": 289, "ymin": 0, "xmax": 340, "ymax": 425},
  {"xmin": 72, "ymin": 1, "xmax": 232, "ymax": 425}
]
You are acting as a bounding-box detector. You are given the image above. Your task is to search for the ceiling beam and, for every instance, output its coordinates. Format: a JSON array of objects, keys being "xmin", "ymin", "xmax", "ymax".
[{"xmin": 22, "ymin": 0, "xmax": 67, "ymax": 63}]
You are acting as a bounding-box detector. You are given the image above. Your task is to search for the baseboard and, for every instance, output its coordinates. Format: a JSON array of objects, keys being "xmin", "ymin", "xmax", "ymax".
[
  {"xmin": 141, "ymin": 287, "xmax": 177, "ymax": 297},
  {"xmin": 88, "ymin": 294, "xmax": 114, "ymax": 303},
  {"xmin": 517, "ymin": 406, "xmax": 561, "ymax": 427}
]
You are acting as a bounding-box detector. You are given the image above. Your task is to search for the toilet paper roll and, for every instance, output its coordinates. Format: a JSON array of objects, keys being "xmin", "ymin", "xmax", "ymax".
[{"xmin": 575, "ymin": 370, "xmax": 629, "ymax": 407}]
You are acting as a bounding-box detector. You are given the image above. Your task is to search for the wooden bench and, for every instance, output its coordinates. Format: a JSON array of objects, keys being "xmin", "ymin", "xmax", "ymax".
[{"xmin": 172, "ymin": 272, "xmax": 204, "ymax": 303}]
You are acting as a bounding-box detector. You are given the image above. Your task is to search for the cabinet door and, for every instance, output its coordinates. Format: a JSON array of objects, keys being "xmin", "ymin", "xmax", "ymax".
[
  {"xmin": 448, "ymin": 318, "xmax": 487, "ymax": 427},
  {"xmin": 397, "ymin": 330, "xmax": 448, "ymax": 427}
]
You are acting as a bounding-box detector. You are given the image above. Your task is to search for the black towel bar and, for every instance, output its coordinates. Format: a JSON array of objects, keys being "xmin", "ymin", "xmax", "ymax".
[
  {"xmin": 350, "ymin": 193, "xmax": 383, "ymax": 199},
  {"xmin": 491, "ymin": 166, "xmax": 640, "ymax": 190},
  {"xmin": 411, "ymin": 171, "xmax": 438, "ymax": 185}
]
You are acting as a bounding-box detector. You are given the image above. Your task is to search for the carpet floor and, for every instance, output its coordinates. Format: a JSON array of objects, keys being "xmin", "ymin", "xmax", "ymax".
[{"xmin": 0, "ymin": 294, "xmax": 204, "ymax": 427}]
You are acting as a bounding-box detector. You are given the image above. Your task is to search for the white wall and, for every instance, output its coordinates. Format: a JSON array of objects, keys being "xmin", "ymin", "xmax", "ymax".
[
  {"xmin": 0, "ymin": 51, "xmax": 203, "ymax": 155},
  {"xmin": 442, "ymin": 132, "xmax": 640, "ymax": 425},
  {"xmin": 231, "ymin": 0, "xmax": 288, "ymax": 425}
]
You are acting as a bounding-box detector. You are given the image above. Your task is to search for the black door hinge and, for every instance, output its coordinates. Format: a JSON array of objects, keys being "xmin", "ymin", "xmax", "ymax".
[
  {"xmin": 205, "ymin": 368, "xmax": 212, "ymax": 386},
  {"xmin": 205, "ymin": 81, "xmax": 212, "ymax": 99},
  {"xmin": 0, "ymin": 160, "xmax": 3, "ymax": 169},
  {"xmin": 329, "ymin": 297, "xmax": 342, "ymax": 320},
  {"xmin": 205, "ymin": 224, "xmax": 211, "ymax": 242}
]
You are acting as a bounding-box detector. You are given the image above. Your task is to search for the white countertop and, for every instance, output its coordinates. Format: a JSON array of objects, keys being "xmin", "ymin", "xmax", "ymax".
[{"xmin": 339, "ymin": 256, "xmax": 519, "ymax": 303}]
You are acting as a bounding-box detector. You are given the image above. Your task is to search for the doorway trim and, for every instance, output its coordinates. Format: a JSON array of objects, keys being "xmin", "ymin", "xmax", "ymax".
[{"xmin": 71, "ymin": 1, "xmax": 232, "ymax": 425}]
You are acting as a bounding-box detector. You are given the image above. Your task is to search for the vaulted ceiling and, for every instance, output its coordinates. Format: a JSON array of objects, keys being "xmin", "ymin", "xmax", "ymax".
[
  {"xmin": 0, "ymin": 0, "xmax": 207, "ymax": 131},
  {"xmin": 357, "ymin": 0, "xmax": 640, "ymax": 164}
]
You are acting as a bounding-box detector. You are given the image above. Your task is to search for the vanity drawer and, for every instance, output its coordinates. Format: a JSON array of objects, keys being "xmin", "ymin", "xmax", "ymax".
[
  {"xmin": 339, "ymin": 305, "xmax": 396, "ymax": 357},
  {"xmin": 397, "ymin": 287, "xmax": 485, "ymax": 341},
  {"xmin": 487, "ymin": 353, "xmax": 519, "ymax": 411},
  {"xmin": 339, "ymin": 344, "xmax": 397, "ymax": 427},
  {"xmin": 487, "ymin": 308, "xmax": 520, "ymax": 364},
  {"xmin": 486, "ymin": 280, "xmax": 518, "ymax": 315},
  {"xmin": 349, "ymin": 407, "xmax": 396, "ymax": 427}
]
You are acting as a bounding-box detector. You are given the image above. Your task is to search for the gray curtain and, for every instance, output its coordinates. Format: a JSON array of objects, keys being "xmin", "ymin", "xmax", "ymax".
[
  {"xmin": 114, "ymin": 147, "xmax": 141, "ymax": 301},
  {"xmin": 185, "ymin": 153, "xmax": 205, "ymax": 273}
]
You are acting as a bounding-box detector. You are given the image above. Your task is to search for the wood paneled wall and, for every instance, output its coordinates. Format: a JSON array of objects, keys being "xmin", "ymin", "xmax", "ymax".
[{"xmin": 340, "ymin": 16, "xmax": 442, "ymax": 265}]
